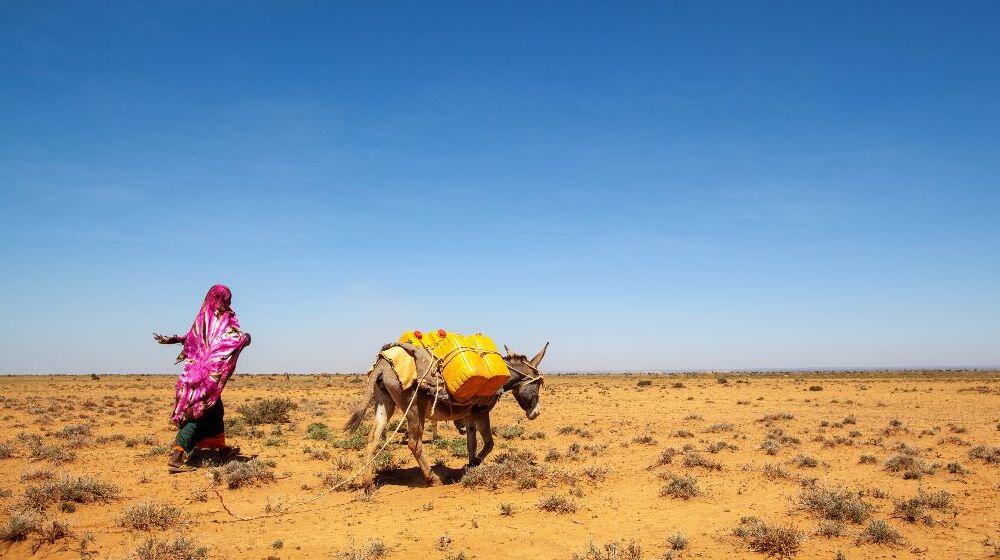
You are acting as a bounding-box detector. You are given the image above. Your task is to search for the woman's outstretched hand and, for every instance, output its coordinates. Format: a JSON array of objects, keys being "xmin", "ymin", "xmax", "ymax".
[{"xmin": 154, "ymin": 333, "xmax": 184, "ymax": 345}]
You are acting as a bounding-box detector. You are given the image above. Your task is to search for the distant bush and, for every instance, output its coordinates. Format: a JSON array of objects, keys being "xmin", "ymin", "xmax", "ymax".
[{"xmin": 236, "ymin": 398, "xmax": 297, "ymax": 425}]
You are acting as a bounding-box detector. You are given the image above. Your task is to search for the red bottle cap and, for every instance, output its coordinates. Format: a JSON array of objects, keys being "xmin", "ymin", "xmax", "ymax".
[{"xmin": 413, "ymin": 330, "xmax": 423, "ymax": 339}]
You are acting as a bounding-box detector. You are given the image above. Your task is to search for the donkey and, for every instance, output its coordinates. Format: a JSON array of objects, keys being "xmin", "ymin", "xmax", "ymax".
[{"xmin": 343, "ymin": 342, "xmax": 548, "ymax": 487}]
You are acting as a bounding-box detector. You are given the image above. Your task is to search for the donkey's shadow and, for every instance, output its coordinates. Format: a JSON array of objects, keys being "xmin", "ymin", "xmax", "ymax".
[{"xmin": 376, "ymin": 464, "xmax": 466, "ymax": 488}]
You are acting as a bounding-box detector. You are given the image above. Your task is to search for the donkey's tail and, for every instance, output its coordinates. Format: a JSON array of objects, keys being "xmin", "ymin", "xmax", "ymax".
[{"xmin": 343, "ymin": 361, "xmax": 380, "ymax": 433}]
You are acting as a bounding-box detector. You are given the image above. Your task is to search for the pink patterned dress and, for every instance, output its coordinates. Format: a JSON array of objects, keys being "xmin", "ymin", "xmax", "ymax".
[{"xmin": 172, "ymin": 285, "xmax": 251, "ymax": 425}]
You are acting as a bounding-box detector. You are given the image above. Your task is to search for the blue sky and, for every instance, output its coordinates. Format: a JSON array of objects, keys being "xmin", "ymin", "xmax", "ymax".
[{"xmin": 1, "ymin": 2, "xmax": 998, "ymax": 373}]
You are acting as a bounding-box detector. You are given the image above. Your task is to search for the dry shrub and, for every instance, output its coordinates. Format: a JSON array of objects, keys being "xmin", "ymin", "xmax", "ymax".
[
  {"xmin": 28, "ymin": 443, "xmax": 76, "ymax": 465},
  {"xmin": 758, "ymin": 412, "xmax": 795, "ymax": 423},
  {"xmin": 798, "ymin": 485, "xmax": 872, "ymax": 524},
  {"xmin": 0, "ymin": 441, "xmax": 15, "ymax": 459},
  {"xmin": 125, "ymin": 535, "xmax": 208, "ymax": 560},
  {"xmin": 681, "ymin": 451, "xmax": 722, "ymax": 471},
  {"xmin": 581, "ymin": 464, "xmax": 609, "ymax": 482},
  {"xmin": 649, "ymin": 447, "xmax": 678, "ymax": 468},
  {"xmin": 706, "ymin": 422, "xmax": 734, "ymax": 433},
  {"xmin": 33, "ymin": 519, "xmax": 71, "ymax": 548},
  {"xmin": 20, "ymin": 468, "xmax": 54, "ymax": 482},
  {"xmin": 537, "ymin": 494, "xmax": 577, "ymax": 513},
  {"xmin": 118, "ymin": 501, "xmax": 183, "ymax": 530},
  {"xmin": 0, "ymin": 512, "xmax": 39, "ymax": 542},
  {"xmin": 762, "ymin": 463, "xmax": 790, "ymax": 480},
  {"xmin": 666, "ymin": 532, "xmax": 688, "ymax": 550},
  {"xmin": 22, "ymin": 475, "xmax": 119, "ymax": 511},
  {"xmin": 211, "ymin": 458, "xmax": 277, "ymax": 489},
  {"xmin": 335, "ymin": 539, "xmax": 389, "ymax": 560},
  {"xmin": 461, "ymin": 449, "xmax": 544, "ymax": 489},
  {"xmin": 892, "ymin": 489, "xmax": 952, "ymax": 523},
  {"xmin": 969, "ymin": 445, "xmax": 1000, "ymax": 465},
  {"xmin": 790, "ymin": 454, "xmax": 818, "ymax": 468},
  {"xmin": 571, "ymin": 540, "xmax": 642, "ymax": 560},
  {"xmin": 660, "ymin": 474, "xmax": 700, "ymax": 499},
  {"xmin": 54, "ymin": 424, "xmax": 92, "ymax": 438},
  {"xmin": 884, "ymin": 454, "xmax": 934, "ymax": 479},
  {"xmin": 815, "ymin": 520, "xmax": 844, "ymax": 537},
  {"xmin": 236, "ymin": 398, "xmax": 297, "ymax": 425},
  {"xmin": 732, "ymin": 517, "xmax": 802, "ymax": 557},
  {"xmin": 858, "ymin": 519, "xmax": 904, "ymax": 545}
]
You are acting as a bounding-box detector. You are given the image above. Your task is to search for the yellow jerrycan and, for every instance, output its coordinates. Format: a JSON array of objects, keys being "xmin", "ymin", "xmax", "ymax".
[
  {"xmin": 467, "ymin": 333, "xmax": 510, "ymax": 395},
  {"xmin": 434, "ymin": 333, "xmax": 489, "ymax": 399}
]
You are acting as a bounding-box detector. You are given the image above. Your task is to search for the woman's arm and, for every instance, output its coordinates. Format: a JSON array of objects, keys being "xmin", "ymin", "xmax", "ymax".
[{"xmin": 154, "ymin": 333, "xmax": 185, "ymax": 345}]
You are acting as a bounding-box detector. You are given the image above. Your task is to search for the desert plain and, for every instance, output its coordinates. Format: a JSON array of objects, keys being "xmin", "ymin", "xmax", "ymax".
[{"xmin": 0, "ymin": 371, "xmax": 998, "ymax": 560}]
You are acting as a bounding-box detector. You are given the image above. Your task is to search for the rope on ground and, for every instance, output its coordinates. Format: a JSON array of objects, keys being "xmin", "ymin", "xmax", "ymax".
[{"xmin": 212, "ymin": 354, "xmax": 438, "ymax": 522}]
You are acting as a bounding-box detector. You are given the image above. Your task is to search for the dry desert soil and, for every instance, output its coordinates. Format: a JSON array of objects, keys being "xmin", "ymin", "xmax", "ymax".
[{"xmin": 0, "ymin": 372, "xmax": 998, "ymax": 560}]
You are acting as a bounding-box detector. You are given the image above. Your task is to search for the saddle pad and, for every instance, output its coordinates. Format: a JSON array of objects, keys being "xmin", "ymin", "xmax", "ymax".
[{"xmin": 380, "ymin": 345, "xmax": 417, "ymax": 390}]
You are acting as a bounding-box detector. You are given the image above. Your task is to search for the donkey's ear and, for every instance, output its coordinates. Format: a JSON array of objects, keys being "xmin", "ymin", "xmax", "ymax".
[
  {"xmin": 504, "ymin": 344, "xmax": 515, "ymax": 358},
  {"xmin": 529, "ymin": 342, "xmax": 549, "ymax": 368}
]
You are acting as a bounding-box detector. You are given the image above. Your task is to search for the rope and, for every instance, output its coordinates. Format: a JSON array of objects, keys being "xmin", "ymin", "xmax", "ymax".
[{"xmin": 213, "ymin": 352, "xmax": 439, "ymax": 522}]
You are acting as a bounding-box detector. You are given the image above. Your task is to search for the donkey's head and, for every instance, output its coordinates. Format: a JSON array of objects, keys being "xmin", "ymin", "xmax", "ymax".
[{"xmin": 502, "ymin": 342, "xmax": 548, "ymax": 420}]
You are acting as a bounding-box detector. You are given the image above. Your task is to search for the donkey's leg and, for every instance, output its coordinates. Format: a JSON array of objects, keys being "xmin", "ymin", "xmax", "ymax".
[
  {"xmin": 465, "ymin": 418, "xmax": 479, "ymax": 467},
  {"xmin": 405, "ymin": 403, "xmax": 441, "ymax": 486},
  {"xmin": 429, "ymin": 420, "xmax": 438, "ymax": 441},
  {"xmin": 474, "ymin": 413, "xmax": 494, "ymax": 465},
  {"xmin": 359, "ymin": 394, "xmax": 393, "ymax": 488}
]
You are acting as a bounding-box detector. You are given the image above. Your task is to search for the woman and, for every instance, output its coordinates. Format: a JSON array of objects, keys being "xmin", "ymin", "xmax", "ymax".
[{"xmin": 154, "ymin": 284, "xmax": 251, "ymax": 473}]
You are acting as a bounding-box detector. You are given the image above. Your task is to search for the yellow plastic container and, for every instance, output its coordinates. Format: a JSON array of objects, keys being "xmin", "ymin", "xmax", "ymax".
[
  {"xmin": 399, "ymin": 328, "xmax": 448, "ymax": 351},
  {"xmin": 397, "ymin": 329, "xmax": 510, "ymax": 400},
  {"xmin": 467, "ymin": 333, "xmax": 510, "ymax": 395}
]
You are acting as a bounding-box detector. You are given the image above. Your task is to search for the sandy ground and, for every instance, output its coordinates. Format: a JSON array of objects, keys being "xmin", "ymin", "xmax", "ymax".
[{"xmin": 0, "ymin": 372, "xmax": 998, "ymax": 560}]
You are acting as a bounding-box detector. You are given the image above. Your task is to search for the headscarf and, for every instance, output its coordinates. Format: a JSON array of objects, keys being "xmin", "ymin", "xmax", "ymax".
[{"xmin": 171, "ymin": 285, "xmax": 250, "ymax": 424}]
